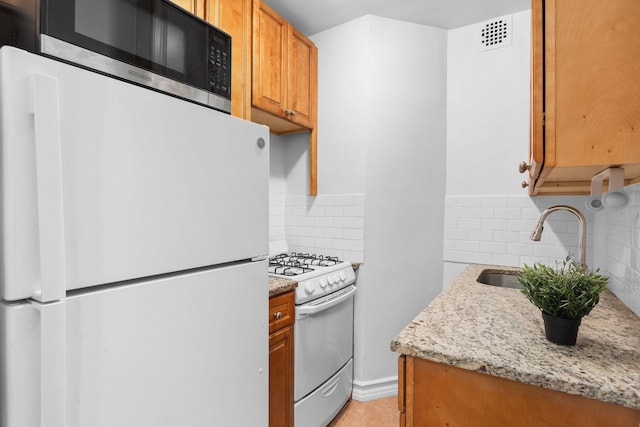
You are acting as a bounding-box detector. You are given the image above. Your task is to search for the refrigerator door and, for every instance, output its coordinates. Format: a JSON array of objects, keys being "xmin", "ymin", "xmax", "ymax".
[
  {"xmin": 0, "ymin": 261, "xmax": 269, "ymax": 427},
  {"xmin": 0, "ymin": 47, "xmax": 269, "ymax": 302}
]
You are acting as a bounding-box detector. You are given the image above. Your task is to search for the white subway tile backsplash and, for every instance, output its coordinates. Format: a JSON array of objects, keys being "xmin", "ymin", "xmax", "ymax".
[
  {"xmin": 468, "ymin": 229, "xmax": 493, "ymax": 242},
  {"xmin": 325, "ymin": 227, "xmax": 344, "ymax": 238},
  {"xmin": 481, "ymin": 218, "xmax": 508, "ymax": 230},
  {"xmin": 479, "ymin": 196, "xmax": 508, "ymax": 207},
  {"xmin": 468, "ymin": 207, "xmax": 494, "ymax": 218},
  {"xmin": 270, "ymin": 193, "xmax": 365, "ymax": 263},
  {"xmin": 465, "ymin": 252, "xmax": 493, "ymax": 264},
  {"xmin": 343, "ymin": 205, "xmax": 365, "ymax": 217},
  {"xmin": 344, "ymin": 228, "xmax": 364, "ymax": 240},
  {"xmin": 479, "ymin": 241, "xmax": 506, "ymax": 254},
  {"xmin": 455, "ymin": 240, "xmax": 480, "ymax": 252},
  {"xmin": 493, "ymin": 230, "xmax": 521, "ymax": 243},
  {"xmin": 494, "ymin": 208, "xmax": 522, "ymax": 219},
  {"xmin": 444, "ymin": 194, "xmax": 593, "ymax": 269},
  {"xmin": 457, "ymin": 218, "xmax": 482, "ymax": 229},
  {"xmin": 492, "ymin": 253, "xmax": 520, "ymax": 267},
  {"xmin": 506, "ymin": 243, "xmax": 536, "ymax": 256},
  {"xmin": 445, "ymin": 188, "xmax": 640, "ymax": 315}
]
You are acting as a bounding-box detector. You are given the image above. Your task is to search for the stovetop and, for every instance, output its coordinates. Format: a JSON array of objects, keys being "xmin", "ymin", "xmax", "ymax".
[
  {"xmin": 269, "ymin": 253, "xmax": 343, "ymax": 275},
  {"xmin": 269, "ymin": 252, "xmax": 356, "ymax": 304}
]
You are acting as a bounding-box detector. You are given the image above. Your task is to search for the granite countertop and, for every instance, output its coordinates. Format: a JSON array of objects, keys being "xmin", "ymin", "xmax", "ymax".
[
  {"xmin": 390, "ymin": 264, "xmax": 640, "ymax": 410},
  {"xmin": 268, "ymin": 276, "xmax": 297, "ymax": 297}
]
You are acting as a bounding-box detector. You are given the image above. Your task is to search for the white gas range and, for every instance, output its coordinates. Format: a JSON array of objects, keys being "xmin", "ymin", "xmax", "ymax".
[
  {"xmin": 268, "ymin": 250, "xmax": 357, "ymax": 427},
  {"xmin": 268, "ymin": 252, "xmax": 356, "ymax": 304}
]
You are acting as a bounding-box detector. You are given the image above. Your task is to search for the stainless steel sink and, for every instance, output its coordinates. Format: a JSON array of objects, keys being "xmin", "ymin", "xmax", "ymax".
[{"xmin": 476, "ymin": 271, "xmax": 522, "ymax": 289}]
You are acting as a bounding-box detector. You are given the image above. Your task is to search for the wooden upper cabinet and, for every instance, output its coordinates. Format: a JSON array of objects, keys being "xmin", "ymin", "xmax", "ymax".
[
  {"xmin": 170, "ymin": 0, "xmax": 205, "ymax": 17},
  {"xmin": 288, "ymin": 27, "xmax": 316, "ymax": 129},
  {"xmin": 526, "ymin": 0, "xmax": 640, "ymax": 195},
  {"xmin": 251, "ymin": 0, "xmax": 317, "ymax": 133},
  {"xmin": 252, "ymin": 0, "xmax": 288, "ymax": 119}
]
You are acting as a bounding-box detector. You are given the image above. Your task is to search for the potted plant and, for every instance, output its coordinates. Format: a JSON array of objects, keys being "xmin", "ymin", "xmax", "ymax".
[{"xmin": 516, "ymin": 257, "xmax": 608, "ymax": 346}]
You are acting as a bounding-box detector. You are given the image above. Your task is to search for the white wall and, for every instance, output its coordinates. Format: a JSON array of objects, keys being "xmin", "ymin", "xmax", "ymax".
[
  {"xmin": 447, "ymin": 12, "xmax": 530, "ymax": 196},
  {"xmin": 284, "ymin": 15, "xmax": 446, "ymax": 400},
  {"xmin": 359, "ymin": 16, "xmax": 447, "ymax": 398}
]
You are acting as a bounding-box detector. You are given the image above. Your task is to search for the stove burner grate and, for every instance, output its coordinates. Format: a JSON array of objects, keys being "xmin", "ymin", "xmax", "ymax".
[{"xmin": 269, "ymin": 252, "xmax": 344, "ymax": 277}]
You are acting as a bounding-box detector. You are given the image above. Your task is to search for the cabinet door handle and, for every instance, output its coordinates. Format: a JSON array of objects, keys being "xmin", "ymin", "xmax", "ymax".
[
  {"xmin": 273, "ymin": 312, "xmax": 283, "ymax": 320},
  {"xmin": 521, "ymin": 180, "xmax": 529, "ymax": 189},
  {"xmin": 519, "ymin": 161, "xmax": 531, "ymax": 174}
]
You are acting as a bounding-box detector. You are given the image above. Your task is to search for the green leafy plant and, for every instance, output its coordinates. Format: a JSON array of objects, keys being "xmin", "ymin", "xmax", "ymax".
[{"xmin": 516, "ymin": 257, "xmax": 608, "ymax": 320}]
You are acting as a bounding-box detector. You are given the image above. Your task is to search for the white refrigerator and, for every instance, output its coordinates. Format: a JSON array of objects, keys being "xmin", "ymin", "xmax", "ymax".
[{"xmin": 0, "ymin": 47, "xmax": 269, "ymax": 427}]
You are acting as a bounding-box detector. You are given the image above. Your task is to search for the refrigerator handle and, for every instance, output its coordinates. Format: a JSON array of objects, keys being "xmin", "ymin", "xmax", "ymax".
[
  {"xmin": 29, "ymin": 73, "xmax": 67, "ymax": 302},
  {"xmin": 29, "ymin": 300, "xmax": 67, "ymax": 427}
]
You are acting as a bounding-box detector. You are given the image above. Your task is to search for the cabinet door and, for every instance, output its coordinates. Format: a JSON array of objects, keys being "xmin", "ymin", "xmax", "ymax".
[
  {"xmin": 528, "ymin": 0, "xmax": 545, "ymax": 193},
  {"xmin": 288, "ymin": 27, "xmax": 317, "ymax": 129},
  {"xmin": 252, "ymin": 0, "xmax": 288, "ymax": 117},
  {"xmin": 529, "ymin": 0, "xmax": 640, "ymax": 194},
  {"xmin": 169, "ymin": 0, "xmax": 205, "ymax": 17},
  {"xmin": 269, "ymin": 325, "xmax": 294, "ymax": 427}
]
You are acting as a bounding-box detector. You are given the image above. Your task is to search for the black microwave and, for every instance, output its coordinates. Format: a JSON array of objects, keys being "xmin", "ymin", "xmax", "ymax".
[{"xmin": 0, "ymin": 0, "xmax": 231, "ymax": 113}]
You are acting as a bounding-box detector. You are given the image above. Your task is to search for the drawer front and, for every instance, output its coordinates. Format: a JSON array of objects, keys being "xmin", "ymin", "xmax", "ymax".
[{"xmin": 269, "ymin": 291, "xmax": 294, "ymax": 333}]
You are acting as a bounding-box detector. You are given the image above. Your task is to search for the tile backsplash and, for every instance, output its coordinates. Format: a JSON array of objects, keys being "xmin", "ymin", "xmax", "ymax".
[
  {"xmin": 445, "ymin": 190, "xmax": 640, "ymax": 316},
  {"xmin": 593, "ymin": 182, "xmax": 640, "ymax": 316},
  {"xmin": 444, "ymin": 194, "xmax": 593, "ymax": 268},
  {"xmin": 270, "ymin": 193, "xmax": 365, "ymax": 263}
]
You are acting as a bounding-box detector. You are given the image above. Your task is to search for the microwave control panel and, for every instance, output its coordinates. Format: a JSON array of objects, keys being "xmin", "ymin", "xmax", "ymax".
[{"xmin": 209, "ymin": 30, "xmax": 231, "ymax": 99}]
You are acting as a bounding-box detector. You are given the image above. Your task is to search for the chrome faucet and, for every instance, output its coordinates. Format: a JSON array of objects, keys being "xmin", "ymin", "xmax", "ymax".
[{"xmin": 530, "ymin": 205, "xmax": 587, "ymax": 270}]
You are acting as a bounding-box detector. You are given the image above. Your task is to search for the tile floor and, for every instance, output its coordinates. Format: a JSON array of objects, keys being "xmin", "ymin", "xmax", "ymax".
[{"xmin": 328, "ymin": 396, "xmax": 399, "ymax": 427}]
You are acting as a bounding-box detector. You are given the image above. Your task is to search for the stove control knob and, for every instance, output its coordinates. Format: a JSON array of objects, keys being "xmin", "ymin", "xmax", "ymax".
[
  {"xmin": 304, "ymin": 282, "xmax": 315, "ymax": 295},
  {"xmin": 319, "ymin": 278, "xmax": 328, "ymax": 288},
  {"xmin": 339, "ymin": 271, "xmax": 347, "ymax": 281},
  {"xmin": 331, "ymin": 274, "xmax": 339, "ymax": 284}
]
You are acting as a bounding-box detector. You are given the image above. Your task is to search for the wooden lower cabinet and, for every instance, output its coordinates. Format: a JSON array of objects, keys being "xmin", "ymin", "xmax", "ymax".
[
  {"xmin": 398, "ymin": 355, "xmax": 640, "ymax": 427},
  {"xmin": 269, "ymin": 292, "xmax": 294, "ymax": 427}
]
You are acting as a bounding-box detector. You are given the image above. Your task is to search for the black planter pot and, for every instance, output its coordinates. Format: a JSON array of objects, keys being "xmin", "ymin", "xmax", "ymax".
[{"xmin": 541, "ymin": 312, "xmax": 582, "ymax": 345}]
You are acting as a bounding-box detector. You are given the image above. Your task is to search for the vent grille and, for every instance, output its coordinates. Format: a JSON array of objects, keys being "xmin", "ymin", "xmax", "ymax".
[{"xmin": 478, "ymin": 15, "xmax": 512, "ymax": 52}]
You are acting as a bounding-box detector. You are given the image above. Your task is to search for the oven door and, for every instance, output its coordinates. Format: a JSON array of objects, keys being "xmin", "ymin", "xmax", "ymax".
[{"xmin": 294, "ymin": 285, "xmax": 356, "ymax": 401}]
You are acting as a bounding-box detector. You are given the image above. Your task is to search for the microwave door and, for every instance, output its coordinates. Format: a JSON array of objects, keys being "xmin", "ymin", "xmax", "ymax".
[{"xmin": 151, "ymin": 2, "xmax": 206, "ymax": 87}]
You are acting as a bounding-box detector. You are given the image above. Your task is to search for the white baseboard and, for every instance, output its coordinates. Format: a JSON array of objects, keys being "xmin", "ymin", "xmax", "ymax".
[{"xmin": 351, "ymin": 376, "xmax": 398, "ymax": 402}]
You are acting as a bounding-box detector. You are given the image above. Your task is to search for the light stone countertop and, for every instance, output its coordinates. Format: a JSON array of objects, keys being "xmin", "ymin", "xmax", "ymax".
[
  {"xmin": 268, "ymin": 276, "xmax": 297, "ymax": 297},
  {"xmin": 390, "ymin": 264, "xmax": 640, "ymax": 410}
]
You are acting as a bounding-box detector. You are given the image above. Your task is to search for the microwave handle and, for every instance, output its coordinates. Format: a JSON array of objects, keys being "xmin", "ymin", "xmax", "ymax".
[{"xmin": 29, "ymin": 73, "xmax": 67, "ymax": 302}]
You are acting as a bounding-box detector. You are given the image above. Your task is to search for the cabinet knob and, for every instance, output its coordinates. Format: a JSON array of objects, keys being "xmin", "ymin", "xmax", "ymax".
[
  {"xmin": 521, "ymin": 180, "xmax": 529, "ymax": 189},
  {"xmin": 284, "ymin": 109, "xmax": 291, "ymax": 115},
  {"xmin": 273, "ymin": 312, "xmax": 283, "ymax": 320},
  {"xmin": 519, "ymin": 161, "xmax": 531, "ymax": 174}
]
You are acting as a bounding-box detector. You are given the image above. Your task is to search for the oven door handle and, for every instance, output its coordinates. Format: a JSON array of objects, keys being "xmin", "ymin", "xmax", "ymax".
[{"xmin": 296, "ymin": 285, "xmax": 356, "ymax": 318}]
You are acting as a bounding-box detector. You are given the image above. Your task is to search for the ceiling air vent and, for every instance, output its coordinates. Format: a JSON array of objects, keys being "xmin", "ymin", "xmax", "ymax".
[{"xmin": 478, "ymin": 15, "xmax": 512, "ymax": 52}]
